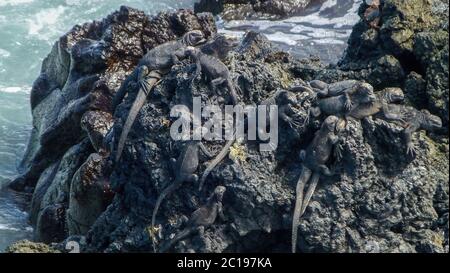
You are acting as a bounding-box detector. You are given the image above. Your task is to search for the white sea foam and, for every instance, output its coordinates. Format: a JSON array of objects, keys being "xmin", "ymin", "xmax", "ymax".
[
  {"xmin": 0, "ymin": 85, "xmax": 31, "ymax": 94},
  {"xmin": 26, "ymin": 6, "xmax": 66, "ymax": 40},
  {"xmin": 285, "ymin": 0, "xmax": 361, "ymax": 27},
  {"xmin": 220, "ymin": 0, "xmax": 361, "ymax": 50},
  {"xmin": 0, "ymin": 0, "xmax": 34, "ymax": 7},
  {"xmin": 0, "ymin": 48, "xmax": 11, "ymax": 58}
]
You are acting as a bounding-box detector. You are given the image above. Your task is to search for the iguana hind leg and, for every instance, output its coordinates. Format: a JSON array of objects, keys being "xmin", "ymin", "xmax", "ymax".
[{"xmin": 292, "ymin": 167, "xmax": 312, "ymax": 253}]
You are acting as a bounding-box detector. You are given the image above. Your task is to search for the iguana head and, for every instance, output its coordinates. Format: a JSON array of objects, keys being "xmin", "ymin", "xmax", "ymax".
[
  {"xmin": 382, "ymin": 87, "xmax": 404, "ymax": 103},
  {"xmin": 354, "ymin": 82, "xmax": 377, "ymax": 104},
  {"xmin": 323, "ymin": 115, "xmax": 340, "ymax": 132},
  {"xmin": 420, "ymin": 109, "xmax": 442, "ymax": 131},
  {"xmin": 276, "ymin": 89, "xmax": 298, "ymax": 105},
  {"xmin": 212, "ymin": 34, "xmax": 239, "ymax": 50},
  {"xmin": 183, "ymin": 30, "xmax": 207, "ymax": 47},
  {"xmin": 213, "ymin": 186, "xmax": 226, "ymax": 202}
]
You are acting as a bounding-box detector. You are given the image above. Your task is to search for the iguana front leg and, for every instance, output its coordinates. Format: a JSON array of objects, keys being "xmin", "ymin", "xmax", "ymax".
[
  {"xmin": 381, "ymin": 103, "xmax": 406, "ymax": 124},
  {"xmin": 330, "ymin": 135, "xmax": 343, "ymax": 162},
  {"xmin": 199, "ymin": 142, "xmax": 214, "ymax": 158},
  {"xmin": 403, "ymin": 124, "xmax": 420, "ymax": 157},
  {"xmin": 280, "ymin": 106, "xmax": 301, "ymax": 128},
  {"xmin": 344, "ymin": 93, "xmax": 353, "ymax": 111},
  {"xmin": 218, "ymin": 202, "xmax": 227, "ymax": 221}
]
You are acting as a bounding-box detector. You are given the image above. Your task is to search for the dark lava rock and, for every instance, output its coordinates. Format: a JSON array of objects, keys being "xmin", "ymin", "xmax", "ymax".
[
  {"xmin": 339, "ymin": 0, "xmax": 449, "ymax": 125},
  {"xmin": 9, "ymin": 3, "xmax": 449, "ymax": 253},
  {"xmin": 8, "ymin": 6, "xmax": 216, "ymax": 245}
]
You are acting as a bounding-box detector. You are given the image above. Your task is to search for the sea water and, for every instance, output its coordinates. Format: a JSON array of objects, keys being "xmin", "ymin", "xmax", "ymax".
[{"xmin": 0, "ymin": 0, "xmax": 361, "ymax": 251}]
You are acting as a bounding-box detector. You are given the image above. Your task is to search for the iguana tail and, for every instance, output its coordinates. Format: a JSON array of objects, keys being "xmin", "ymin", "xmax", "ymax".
[
  {"xmin": 115, "ymin": 77, "xmax": 158, "ymax": 163},
  {"xmin": 158, "ymin": 227, "xmax": 196, "ymax": 253},
  {"xmin": 300, "ymin": 173, "xmax": 320, "ymax": 216},
  {"xmin": 151, "ymin": 179, "xmax": 182, "ymax": 229},
  {"xmin": 199, "ymin": 136, "xmax": 235, "ymax": 191},
  {"xmin": 292, "ymin": 167, "xmax": 312, "ymax": 253}
]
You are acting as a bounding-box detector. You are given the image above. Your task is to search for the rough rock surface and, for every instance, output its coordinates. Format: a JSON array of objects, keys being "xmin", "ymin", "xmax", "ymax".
[
  {"xmin": 194, "ymin": 0, "xmax": 314, "ymax": 20},
  {"xmin": 9, "ymin": 2, "xmax": 449, "ymax": 253},
  {"xmin": 5, "ymin": 240, "xmax": 60, "ymax": 253},
  {"xmin": 293, "ymin": 0, "xmax": 449, "ymax": 126},
  {"xmin": 8, "ymin": 6, "xmax": 216, "ymax": 246}
]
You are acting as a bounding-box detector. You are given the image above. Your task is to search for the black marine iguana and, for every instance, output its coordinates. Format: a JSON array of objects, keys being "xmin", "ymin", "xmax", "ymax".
[
  {"xmin": 158, "ymin": 186, "xmax": 226, "ymax": 253},
  {"xmin": 348, "ymin": 87, "xmax": 405, "ymax": 121},
  {"xmin": 151, "ymin": 139, "xmax": 213, "ymax": 229},
  {"xmin": 346, "ymin": 87, "xmax": 441, "ymax": 155},
  {"xmin": 309, "ymin": 83, "xmax": 377, "ymax": 120},
  {"xmin": 200, "ymin": 34, "xmax": 239, "ymax": 60},
  {"xmin": 112, "ymin": 30, "xmax": 207, "ymax": 162},
  {"xmin": 185, "ymin": 46, "xmax": 239, "ymax": 105},
  {"xmin": 292, "ymin": 115, "xmax": 343, "ymax": 253},
  {"xmin": 309, "ymin": 80, "xmax": 375, "ymax": 111},
  {"xmin": 198, "ymin": 89, "xmax": 299, "ymax": 191},
  {"xmin": 378, "ymin": 106, "xmax": 442, "ymax": 156}
]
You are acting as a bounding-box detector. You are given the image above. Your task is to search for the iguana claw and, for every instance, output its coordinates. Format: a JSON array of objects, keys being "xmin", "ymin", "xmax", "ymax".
[
  {"xmin": 344, "ymin": 99, "xmax": 353, "ymax": 111},
  {"xmin": 406, "ymin": 143, "xmax": 417, "ymax": 157}
]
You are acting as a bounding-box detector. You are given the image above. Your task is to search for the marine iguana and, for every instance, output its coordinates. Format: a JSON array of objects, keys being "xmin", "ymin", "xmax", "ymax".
[
  {"xmin": 200, "ymin": 34, "xmax": 239, "ymax": 60},
  {"xmin": 292, "ymin": 115, "xmax": 343, "ymax": 253},
  {"xmin": 309, "ymin": 80, "xmax": 375, "ymax": 111},
  {"xmin": 151, "ymin": 139, "xmax": 213, "ymax": 230},
  {"xmin": 112, "ymin": 30, "xmax": 207, "ymax": 162},
  {"xmin": 185, "ymin": 46, "xmax": 239, "ymax": 105},
  {"xmin": 198, "ymin": 89, "xmax": 299, "ymax": 191},
  {"xmin": 158, "ymin": 186, "xmax": 226, "ymax": 253},
  {"xmin": 376, "ymin": 105, "xmax": 442, "ymax": 156},
  {"xmin": 348, "ymin": 87, "xmax": 405, "ymax": 121},
  {"xmin": 309, "ymin": 83, "xmax": 377, "ymax": 120}
]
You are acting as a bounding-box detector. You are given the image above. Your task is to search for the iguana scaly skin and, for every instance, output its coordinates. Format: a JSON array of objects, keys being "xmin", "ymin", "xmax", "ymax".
[
  {"xmin": 198, "ymin": 90, "xmax": 298, "ymax": 191},
  {"xmin": 200, "ymin": 34, "xmax": 239, "ymax": 60},
  {"xmin": 260, "ymin": 89, "xmax": 300, "ymax": 130},
  {"xmin": 185, "ymin": 46, "xmax": 239, "ymax": 105},
  {"xmin": 349, "ymin": 87, "xmax": 405, "ymax": 121},
  {"xmin": 309, "ymin": 83, "xmax": 377, "ymax": 119},
  {"xmin": 310, "ymin": 80, "xmax": 375, "ymax": 111},
  {"xmin": 158, "ymin": 186, "xmax": 226, "ymax": 253},
  {"xmin": 292, "ymin": 115, "xmax": 343, "ymax": 253},
  {"xmin": 112, "ymin": 31, "xmax": 206, "ymax": 162},
  {"xmin": 151, "ymin": 140, "xmax": 213, "ymax": 229},
  {"xmin": 381, "ymin": 105, "xmax": 442, "ymax": 156}
]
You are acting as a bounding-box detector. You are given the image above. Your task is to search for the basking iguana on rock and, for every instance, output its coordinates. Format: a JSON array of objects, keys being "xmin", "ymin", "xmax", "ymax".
[
  {"xmin": 379, "ymin": 106, "xmax": 442, "ymax": 156},
  {"xmin": 310, "ymin": 79, "xmax": 375, "ymax": 111},
  {"xmin": 151, "ymin": 139, "xmax": 213, "ymax": 230},
  {"xmin": 158, "ymin": 186, "xmax": 226, "ymax": 253},
  {"xmin": 348, "ymin": 87, "xmax": 405, "ymax": 121},
  {"xmin": 112, "ymin": 30, "xmax": 207, "ymax": 162},
  {"xmin": 260, "ymin": 89, "xmax": 300, "ymax": 130},
  {"xmin": 292, "ymin": 115, "xmax": 343, "ymax": 253},
  {"xmin": 309, "ymin": 83, "xmax": 377, "ymax": 120},
  {"xmin": 200, "ymin": 34, "xmax": 239, "ymax": 60},
  {"xmin": 347, "ymin": 87, "xmax": 441, "ymax": 155},
  {"xmin": 198, "ymin": 89, "xmax": 299, "ymax": 191},
  {"xmin": 185, "ymin": 46, "xmax": 239, "ymax": 105}
]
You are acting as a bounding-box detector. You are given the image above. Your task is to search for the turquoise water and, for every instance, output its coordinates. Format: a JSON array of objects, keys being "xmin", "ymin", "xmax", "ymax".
[
  {"xmin": 0, "ymin": 0, "xmax": 197, "ymax": 251},
  {"xmin": 0, "ymin": 0, "xmax": 360, "ymax": 251}
]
